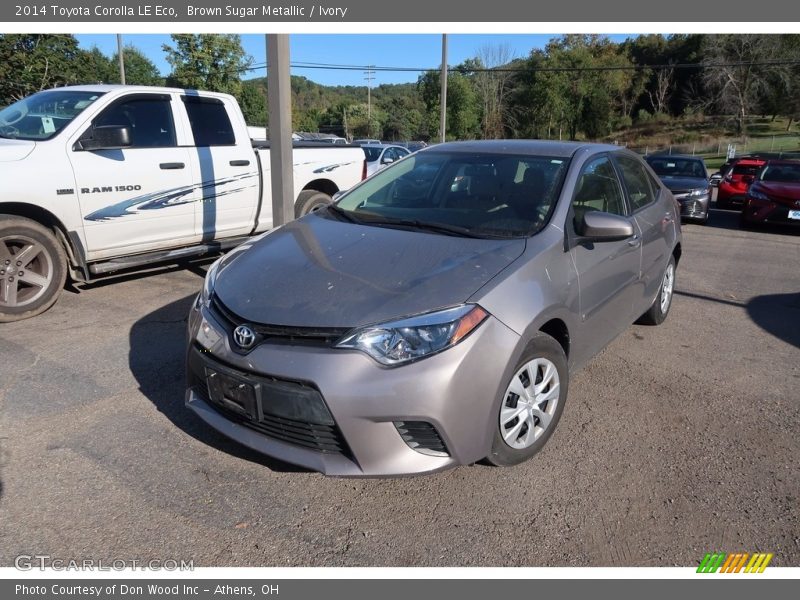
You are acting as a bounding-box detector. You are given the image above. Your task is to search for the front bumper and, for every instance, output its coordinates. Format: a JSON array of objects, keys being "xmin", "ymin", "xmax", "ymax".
[
  {"xmin": 675, "ymin": 195, "xmax": 710, "ymax": 220},
  {"xmin": 185, "ymin": 300, "xmax": 521, "ymax": 477},
  {"xmin": 742, "ymin": 200, "xmax": 800, "ymax": 226}
]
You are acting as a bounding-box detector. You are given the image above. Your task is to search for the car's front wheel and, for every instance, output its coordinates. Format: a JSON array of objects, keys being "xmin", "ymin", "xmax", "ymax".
[
  {"xmin": 485, "ymin": 333, "xmax": 569, "ymax": 467},
  {"xmin": 0, "ymin": 215, "xmax": 67, "ymax": 323}
]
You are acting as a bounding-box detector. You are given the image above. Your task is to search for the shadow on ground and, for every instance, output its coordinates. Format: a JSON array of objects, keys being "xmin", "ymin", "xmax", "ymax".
[
  {"xmin": 747, "ymin": 292, "xmax": 800, "ymax": 349},
  {"xmin": 128, "ymin": 294, "xmax": 306, "ymax": 473}
]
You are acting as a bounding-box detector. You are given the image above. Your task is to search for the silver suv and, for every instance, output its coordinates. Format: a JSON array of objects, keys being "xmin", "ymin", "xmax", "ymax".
[{"xmin": 186, "ymin": 140, "xmax": 681, "ymax": 476}]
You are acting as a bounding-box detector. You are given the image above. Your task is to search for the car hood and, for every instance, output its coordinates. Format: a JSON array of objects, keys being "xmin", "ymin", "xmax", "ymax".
[
  {"xmin": 754, "ymin": 181, "xmax": 800, "ymax": 201},
  {"xmin": 214, "ymin": 212, "xmax": 525, "ymax": 328},
  {"xmin": 658, "ymin": 176, "xmax": 708, "ymax": 191},
  {"xmin": 0, "ymin": 138, "xmax": 35, "ymax": 162}
]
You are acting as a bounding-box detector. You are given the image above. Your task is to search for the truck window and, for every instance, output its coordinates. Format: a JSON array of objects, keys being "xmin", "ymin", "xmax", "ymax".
[
  {"xmin": 182, "ymin": 97, "xmax": 235, "ymax": 146},
  {"xmin": 93, "ymin": 96, "xmax": 176, "ymax": 148}
]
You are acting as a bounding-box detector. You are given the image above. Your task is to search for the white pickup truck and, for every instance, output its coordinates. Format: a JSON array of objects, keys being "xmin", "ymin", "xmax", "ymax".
[{"xmin": 0, "ymin": 85, "xmax": 365, "ymax": 322}]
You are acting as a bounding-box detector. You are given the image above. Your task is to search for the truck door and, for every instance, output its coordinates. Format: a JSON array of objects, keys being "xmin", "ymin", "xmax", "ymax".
[
  {"xmin": 179, "ymin": 94, "xmax": 259, "ymax": 241},
  {"xmin": 68, "ymin": 93, "xmax": 199, "ymax": 259}
]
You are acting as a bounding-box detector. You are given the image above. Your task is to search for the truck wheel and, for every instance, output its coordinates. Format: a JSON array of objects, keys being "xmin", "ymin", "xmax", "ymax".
[
  {"xmin": 295, "ymin": 190, "xmax": 333, "ymax": 218},
  {"xmin": 0, "ymin": 216, "xmax": 67, "ymax": 323}
]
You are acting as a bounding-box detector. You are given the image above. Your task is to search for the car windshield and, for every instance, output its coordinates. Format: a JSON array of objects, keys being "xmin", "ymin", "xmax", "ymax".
[
  {"xmin": 760, "ymin": 163, "xmax": 800, "ymax": 183},
  {"xmin": 732, "ymin": 164, "xmax": 762, "ymax": 177},
  {"xmin": 332, "ymin": 151, "xmax": 570, "ymax": 238},
  {"xmin": 0, "ymin": 90, "xmax": 104, "ymax": 141},
  {"xmin": 647, "ymin": 157, "xmax": 706, "ymax": 178}
]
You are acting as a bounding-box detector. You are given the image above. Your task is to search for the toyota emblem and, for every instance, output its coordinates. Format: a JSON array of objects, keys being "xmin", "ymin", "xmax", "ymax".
[{"xmin": 233, "ymin": 325, "xmax": 256, "ymax": 350}]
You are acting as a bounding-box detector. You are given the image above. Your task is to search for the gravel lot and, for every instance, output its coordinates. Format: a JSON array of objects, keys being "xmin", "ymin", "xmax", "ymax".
[{"xmin": 1, "ymin": 203, "xmax": 798, "ymax": 567}]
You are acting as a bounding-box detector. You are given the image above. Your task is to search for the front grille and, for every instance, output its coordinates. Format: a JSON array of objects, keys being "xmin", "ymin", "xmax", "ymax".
[
  {"xmin": 394, "ymin": 421, "xmax": 449, "ymax": 457},
  {"xmin": 189, "ymin": 347, "xmax": 351, "ymax": 456},
  {"xmin": 210, "ymin": 294, "xmax": 348, "ymax": 347}
]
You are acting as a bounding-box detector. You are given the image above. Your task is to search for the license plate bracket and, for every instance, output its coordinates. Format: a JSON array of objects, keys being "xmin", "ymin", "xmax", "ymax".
[{"xmin": 205, "ymin": 367, "xmax": 260, "ymax": 420}]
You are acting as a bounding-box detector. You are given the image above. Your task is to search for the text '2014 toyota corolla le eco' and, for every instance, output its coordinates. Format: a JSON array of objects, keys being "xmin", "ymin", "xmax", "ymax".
[{"xmin": 186, "ymin": 140, "xmax": 682, "ymax": 477}]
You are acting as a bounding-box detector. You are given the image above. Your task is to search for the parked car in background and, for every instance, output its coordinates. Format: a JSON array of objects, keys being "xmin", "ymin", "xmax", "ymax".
[
  {"xmin": 353, "ymin": 138, "xmax": 381, "ymax": 145},
  {"xmin": 717, "ymin": 157, "xmax": 767, "ymax": 209},
  {"xmin": 320, "ymin": 136, "xmax": 348, "ymax": 145},
  {"xmin": 645, "ymin": 154, "xmax": 711, "ymax": 223},
  {"xmin": 362, "ymin": 143, "xmax": 411, "ymax": 177},
  {"xmin": 741, "ymin": 160, "xmax": 800, "ymax": 228},
  {"xmin": 186, "ymin": 140, "xmax": 682, "ymax": 476},
  {"xmin": 0, "ymin": 85, "xmax": 365, "ymax": 322}
]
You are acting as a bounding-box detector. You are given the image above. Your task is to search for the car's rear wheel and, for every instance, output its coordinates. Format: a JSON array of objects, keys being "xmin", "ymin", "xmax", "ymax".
[
  {"xmin": 0, "ymin": 216, "xmax": 67, "ymax": 323},
  {"xmin": 636, "ymin": 256, "xmax": 676, "ymax": 326},
  {"xmin": 295, "ymin": 190, "xmax": 333, "ymax": 218},
  {"xmin": 485, "ymin": 333, "xmax": 568, "ymax": 467}
]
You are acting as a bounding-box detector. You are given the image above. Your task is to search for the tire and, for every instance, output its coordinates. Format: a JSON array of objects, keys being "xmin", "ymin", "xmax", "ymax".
[
  {"xmin": 636, "ymin": 256, "xmax": 676, "ymax": 326},
  {"xmin": 295, "ymin": 190, "xmax": 333, "ymax": 218},
  {"xmin": 485, "ymin": 332, "xmax": 569, "ymax": 467},
  {"xmin": 0, "ymin": 215, "xmax": 67, "ymax": 323}
]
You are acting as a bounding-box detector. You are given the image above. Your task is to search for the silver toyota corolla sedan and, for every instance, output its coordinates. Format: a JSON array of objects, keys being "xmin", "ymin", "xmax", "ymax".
[{"xmin": 186, "ymin": 140, "xmax": 681, "ymax": 477}]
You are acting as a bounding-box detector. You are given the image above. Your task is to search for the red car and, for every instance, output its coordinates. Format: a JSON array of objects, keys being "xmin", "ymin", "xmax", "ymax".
[
  {"xmin": 717, "ymin": 158, "xmax": 766, "ymax": 210},
  {"xmin": 741, "ymin": 160, "xmax": 800, "ymax": 228}
]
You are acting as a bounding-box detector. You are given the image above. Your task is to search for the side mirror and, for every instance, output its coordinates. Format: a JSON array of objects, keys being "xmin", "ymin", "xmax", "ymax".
[
  {"xmin": 576, "ymin": 211, "xmax": 635, "ymax": 242},
  {"xmin": 76, "ymin": 125, "xmax": 132, "ymax": 151},
  {"xmin": 381, "ymin": 157, "xmax": 395, "ymax": 165}
]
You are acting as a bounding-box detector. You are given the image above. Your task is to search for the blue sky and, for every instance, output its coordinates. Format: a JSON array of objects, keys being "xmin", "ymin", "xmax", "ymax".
[{"xmin": 76, "ymin": 34, "xmax": 634, "ymax": 87}]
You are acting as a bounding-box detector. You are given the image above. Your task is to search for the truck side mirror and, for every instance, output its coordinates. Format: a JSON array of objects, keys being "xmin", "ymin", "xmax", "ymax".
[{"xmin": 76, "ymin": 125, "xmax": 132, "ymax": 151}]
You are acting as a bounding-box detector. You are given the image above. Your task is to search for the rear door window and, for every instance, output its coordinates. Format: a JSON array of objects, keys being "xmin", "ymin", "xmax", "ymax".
[
  {"xmin": 615, "ymin": 155, "xmax": 657, "ymax": 211},
  {"xmin": 182, "ymin": 96, "xmax": 235, "ymax": 146}
]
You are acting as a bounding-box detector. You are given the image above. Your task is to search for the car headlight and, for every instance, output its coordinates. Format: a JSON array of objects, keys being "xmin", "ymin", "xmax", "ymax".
[
  {"xmin": 688, "ymin": 188, "xmax": 710, "ymax": 197},
  {"xmin": 747, "ymin": 189, "xmax": 770, "ymax": 202},
  {"xmin": 335, "ymin": 305, "xmax": 489, "ymax": 366}
]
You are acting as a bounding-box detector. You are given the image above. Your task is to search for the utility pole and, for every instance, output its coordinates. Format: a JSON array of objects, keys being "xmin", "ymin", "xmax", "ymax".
[
  {"xmin": 266, "ymin": 34, "xmax": 295, "ymax": 226},
  {"xmin": 364, "ymin": 65, "xmax": 375, "ymax": 133},
  {"xmin": 439, "ymin": 34, "xmax": 448, "ymax": 143},
  {"xmin": 116, "ymin": 34, "xmax": 126, "ymax": 85}
]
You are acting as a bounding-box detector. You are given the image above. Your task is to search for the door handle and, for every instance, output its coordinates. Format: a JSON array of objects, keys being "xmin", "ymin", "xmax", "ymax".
[
  {"xmin": 627, "ymin": 235, "xmax": 641, "ymax": 248},
  {"xmin": 159, "ymin": 162, "xmax": 185, "ymax": 170},
  {"xmin": 229, "ymin": 159, "xmax": 250, "ymax": 167}
]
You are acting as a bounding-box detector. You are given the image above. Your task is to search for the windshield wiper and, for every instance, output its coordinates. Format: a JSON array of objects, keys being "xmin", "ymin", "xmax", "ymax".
[
  {"xmin": 353, "ymin": 214, "xmax": 499, "ymax": 239},
  {"xmin": 325, "ymin": 203, "xmax": 361, "ymax": 223}
]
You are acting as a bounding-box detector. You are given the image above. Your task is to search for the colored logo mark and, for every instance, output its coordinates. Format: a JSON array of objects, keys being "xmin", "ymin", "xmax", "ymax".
[{"xmin": 697, "ymin": 552, "xmax": 773, "ymax": 573}]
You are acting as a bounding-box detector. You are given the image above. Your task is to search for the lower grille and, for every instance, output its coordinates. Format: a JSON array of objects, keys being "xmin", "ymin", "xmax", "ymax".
[
  {"xmin": 211, "ymin": 396, "xmax": 348, "ymax": 454},
  {"xmin": 188, "ymin": 346, "xmax": 350, "ymax": 456},
  {"xmin": 394, "ymin": 421, "xmax": 449, "ymax": 457}
]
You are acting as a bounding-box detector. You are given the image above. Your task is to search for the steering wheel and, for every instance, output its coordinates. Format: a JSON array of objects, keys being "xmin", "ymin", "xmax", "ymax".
[{"xmin": 0, "ymin": 104, "xmax": 28, "ymax": 126}]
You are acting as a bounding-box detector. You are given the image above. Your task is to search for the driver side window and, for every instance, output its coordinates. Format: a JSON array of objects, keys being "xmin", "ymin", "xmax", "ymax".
[{"xmin": 571, "ymin": 156, "xmax": 626, "ymax": 231}]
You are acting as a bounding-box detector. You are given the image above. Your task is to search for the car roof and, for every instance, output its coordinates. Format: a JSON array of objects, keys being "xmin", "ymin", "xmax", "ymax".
[
  {"xmin": 645, "ymin": 154, "xmax": 703, "ymax": 161},
  {"xmin": 764, "ymin": 159, "xmax": 800, "ymax": 166},
  {"xmin": 429, "ymin": 139, "xmax": 621, "ymax": 158}
]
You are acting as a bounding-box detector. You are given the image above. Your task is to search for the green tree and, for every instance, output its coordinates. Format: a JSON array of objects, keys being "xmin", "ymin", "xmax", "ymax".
[
  {"xmin": 0, "ymin": 34, "xmax": 84, "ymax": 103},
  {"xmin": 418, "ymin": 69, "xmax": 480, "ymax": 140},
  {"xmin": 72, "ymin": 46, "xmax": 115, "ymax": 85},
  {"xmin": 238, "ymin": 81, "xmax": 266, "ymax": 126},
  {"xmin": 162, "ymin": 34, "xmax": 252, "ymax": 96},
  {"xmin": 112, "ymin": 45, "xmax": 162, "ymax": 86}
]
